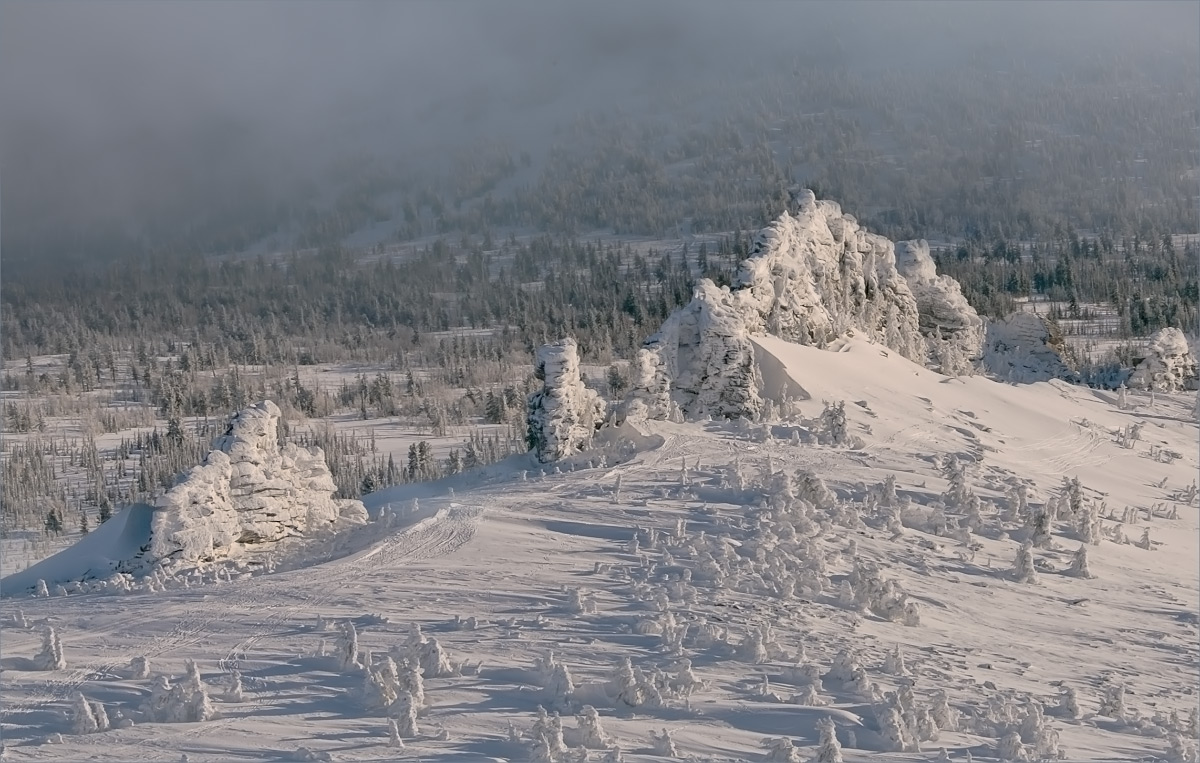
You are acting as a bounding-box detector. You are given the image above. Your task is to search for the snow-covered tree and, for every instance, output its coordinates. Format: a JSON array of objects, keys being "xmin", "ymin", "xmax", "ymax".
[
  {"xmin": 576, "ymin": 705, "xmax": 609, "ymax": 749},
  {"xmin": 930, "ymin": 690, "xmax": 959, "ymax": 732},
  {"xmin": 530, "ymin": 706, "xmax": 567, "ymax": 758},
  {"xmin": 1168, "ymin": 732, "xmax": 1199, "ymax": 763},
  {"xmin": 1067, "ymin": 545, "xmax": 1094, "ymax": 578},
  {"xmin": 1013, "ymin": 541, "xmax": 1038, "ymax": 584},
  {"xmin": 997, "ymin": 730, "xmax": 1028, "ymax": 761},
  {"xmin": 883, "ymin": 646, "xmax": 909, "ymax": 676},
  {"xmin": 610, "ymin": 658, "xmax": 644, "ymax": 709},
  {"xmin": 35, "ymin": 627, "xmax": 66, "ymax": 670},
  {"xmin": 650, "ymin": 728, "xmax": 677, "ymax": 757},
  {"xmin": 71, "ymin": 693, "xmax": 110, "ymax": 735},
  {"xmin": 1056, "ymin": 686, "xmax": 1080, "ymax": 720},
  {"xmin": 418, "ymin": 637, "xmax": 455, "ymax": 678},
  {"xmin": 547, "ymin": 660, "xmax": 575, "ymax": 708},
  {"xmin": 336, "ymin": 620, "xmax": 360, "ymax": 670},
  {"xmin": 225, "ymin": 670, "xmax": 245, "ymax": 702},
  {"xmin": 813, "ymin": 716, "xmax": 844, "ymax": 762},
  {"xmin": 388, "ymin": 691, "xmax": 419, "ymax": 738}
]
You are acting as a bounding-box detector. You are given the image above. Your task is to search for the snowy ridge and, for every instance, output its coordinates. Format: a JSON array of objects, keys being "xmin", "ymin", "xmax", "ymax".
[{"xmin": 2, "ymin": 335, "xmax": 1196, "ymax": 761}]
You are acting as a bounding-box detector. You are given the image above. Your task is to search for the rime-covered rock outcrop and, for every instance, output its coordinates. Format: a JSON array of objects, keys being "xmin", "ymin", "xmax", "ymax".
[
  {"xmin": 982, "ymin": 313, "xmax": 1078, "ymax": 383},
  {"xmin": 148, "ymin": 401, "xmax": 368, "ymax": 567},
  {"xmin": 733, "ymin": 190, "xmax": 926, "ymax": 361},
  {"xmin": 636, "ymin": 191, "xmax": 928, "ymax": 419},
  {"xmin": 1129, "ymin": 327, "xmax": 1198, "ymax": 392},
  {"xmin": 527, "ymin": 339, "xmax": 608, "ymax": 462},
  {"xmin": 895, "ymin": 239, "xmax": 985, "ymax": 375}
]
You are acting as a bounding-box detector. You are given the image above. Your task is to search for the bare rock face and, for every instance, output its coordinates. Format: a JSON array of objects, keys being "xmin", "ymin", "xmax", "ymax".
[
  {"xmin": 1129, "ymin": 327, "xmax": 1198, "ymax": 392},
  {"xmin": 148, "ymin": 401, "xmax": 368, "ymax": 567},
  {"xmin": 895, "ymin": 239, "xmax": 985, "ymax": 375},
  {"xmin": 982, "ymin": 313, "xmax": 1078, "ymax": 383},
  {"xmin": 526, "ymin": 339, "xmax": 608, "ymax": 462}
]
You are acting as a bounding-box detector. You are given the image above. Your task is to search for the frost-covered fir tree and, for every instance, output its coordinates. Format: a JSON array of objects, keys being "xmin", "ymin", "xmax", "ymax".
[
  {"xmin": 531, "ymin": 706, "xmax": 567, "ymax": 758},
  {"xmin": 1055, "ymin": 686, "xmax": 1080, "ymax": 720},
  {"xmin": 336, "ymin": 620, "xmax": 360, "ymax": 670},
  {"xmin": 819, "ymin": 401, "xmax": 848, "ymax": 446},
  {"xmin": 388, "ymin": 691, "xmax": 419, "ymax": 737},
  {"xmin": 418, "ymin": 637, "xmax": 455, "ymax": 678},
  {"xmin": 996, "ymin": 731, "xmax": 1028, "ymax": 761},
  {"xmin": 387, "ymin": 718, "xmax": 404, "ymax": 748},
  {"xmin": 1067, "ymin": 544, "xmax": 1094, "ymax": 578},
  {"xmin": 610, "ymin": 657, "xmax": 644, "ymax": 709},
  {"xmin": 576, "ymin": 705, "xmax": 609, "ymax": 749},
  {"xmin": 225, "ymin": 670, "xmax": 245, "ymax": 702},
  {"xmin": 1013, "ymin": 541, "xmax": 1038, "ymax": 583},
  {"xmin": 71, "ymin": 693, "xmax": 110, "ymax": 735},
  {"xmin": 547, "ymin": 660, "xmax": 575, "ymax": 708},
  {"xmin": 398, "ymin": 660, "xmax": 425, "ymax": 710},
  {"xmin": 35, "ymin": 627, "xmax": 66, "ymax": 670},
  {"xmin": 813, "ymin": 716, "xmax": 844, "ymax": 763},
  {"xmin": 1169, "ymin": 732, "xmax": 1199, "ymax": 763},
  {"xmin": 883, "ymin": 646, "xmax": 909, "ymax": 676},
  {"xmin": 651, "ymin": 728, "xmax": 677, "ymax": 757}
]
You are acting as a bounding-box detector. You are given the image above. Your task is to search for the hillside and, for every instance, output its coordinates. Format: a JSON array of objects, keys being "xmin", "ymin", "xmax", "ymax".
[{"xmin": 2, "ymin": 335, "xmax": 1196, "ymax": 761}]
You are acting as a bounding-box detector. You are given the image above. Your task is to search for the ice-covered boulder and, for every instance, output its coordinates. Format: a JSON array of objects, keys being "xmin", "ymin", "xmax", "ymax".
[
  {"xmin": 1129, "ymin": 327, "xmax": 1198, "ymax": 392},
  {"xmin": 982, "ymin": 312, "xmax": 1077, "ymax": 383},
  {"xmin": 895, "ymin": 239, "xmax": 985, "ymax": 374},
  {"xmin": 149, "ymin": 400, "xmax": 367, "ymax": 567},
  {"xmin": 527, "ymin": 339, "xmax": 608, "ymax": 462}
]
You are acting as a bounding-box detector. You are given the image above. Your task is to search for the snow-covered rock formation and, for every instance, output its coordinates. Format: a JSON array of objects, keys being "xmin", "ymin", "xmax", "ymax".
[
  {"xmin": 982, "ymin": 312, "xmax": 1077, "ymax": 383},
  {"xmin": 527, "ymin": 339, "xmax": 608, "ymax": 462},
  {"xmin": 895, "ymin": 239, "xmax": 985, "ymax": 375},
  {"xmin": 148, "ymin": 400, "xmax": 368, "ymax": 567},
  {"xmin": 1129, "ymin": 327, "xmax": 1198, "ymax": 392},
  {"xmin": 635, "ymin": 190, "xmax": 937, "ymax": 419}
]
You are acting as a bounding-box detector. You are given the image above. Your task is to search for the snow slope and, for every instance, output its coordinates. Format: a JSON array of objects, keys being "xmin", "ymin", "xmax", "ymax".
[{"xmin": 1, "ymin": 339, "xmax": 1196, "ymax": 762}]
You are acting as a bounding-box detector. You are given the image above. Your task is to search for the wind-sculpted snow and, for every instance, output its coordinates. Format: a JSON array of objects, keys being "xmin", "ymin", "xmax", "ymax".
[
  {"xmin": 894, "ymin": 239, "xmax": 985, "ymax": 375},
  {"xmin": 1129, "ymin": 327, "xmax": 1198, "ymax": 392},
  {"xmin": 149, "ymin": 400, "xmax": 368, "ymax": 567},
  {"xmin": 527, "ymin": 339, "xmax": 609, "ymax": 462}
]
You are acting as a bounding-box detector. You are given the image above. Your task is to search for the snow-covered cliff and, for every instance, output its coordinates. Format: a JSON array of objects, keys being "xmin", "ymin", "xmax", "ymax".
[
  {"xmin": 149, "ymin": 401, "xmax": 368, "ymax": 567},
  {"xmin": 1129, "ymin": 327, "xmax": 1198, "ymax": 392},
  {"xmin": 895, "ymin": 239, "xmax": 985, "ymax": 375},
  {"xmin": 527, "ymin": 339, "xmax": 609, "ymax": 462}
]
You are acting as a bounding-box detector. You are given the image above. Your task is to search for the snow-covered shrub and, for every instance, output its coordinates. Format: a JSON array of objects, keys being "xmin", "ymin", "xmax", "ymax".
[
  {"xmin": 609, "ymin": 657, "xmax": 644, "ymax": 709},
  {"xmin": 336, "ymin": 620, "xmax": 360, "ymax": 670},
  {"xmin": 140, "ymin": 661, "xmax": 215, "ymax": 723},
  {"xmin": 71, "ymin": 693, "xmax": 110, "ymax": 735},
  {"xmin": 1013, "ymin": 541, "xmax": 1038, "ymax": 584},
  {"xmin": 813, "ymin": 716, "xmax": 844, "ymax": 762},
  {"xmin": 650, "ymin": 728, "xmax": 677, "ymax": 757},
  {"xmin": 566, "ymin": 587, "xmax": 597, "ymax": 615},
  {"xmin": 35, "ymin": 627, "xmax": 66, "ymax": 670},
  {"xmin": 1068, "ymin": 545, "xmax": 1094, "ymax": 578},
  {"xmin": 530, "ymin": 706, "xmax": 567, "ymax": 759},
  {"xmin": 546, "ymin": 658, "xmax": 575, "ymax": 708},
  {"xmin": 762, "ymin": 736, "xmax": 801, "ymax": 763},
  {"xmin": 930, "ymin": 690, "xmax": 959, "ymax": 732},
  {"xmin": 387, "ymin": 691, "xmax": 418, "ymax": 738},
  {"xmin": 1098, "ymin": 684, "xmax": 1127, "ymax": 721},
  {"xmin": 527, "ymin": 338, "xmax": 608, "ymax": 462},
  {"xmin": 1169, "ymin": 732, "xmax": 1200, "ymax": 763},
  {"xmin": 224, "ymin": 670, "xmax": 245, "ymax": 702},
  {"xmin": 874, "ymin": 694, "xmax": 916, "ymax": 753},
  {"xmin": 575, "ymin": 705, "xmax": 609, "ymax": 749},
  {"xmin": 996, "ymin": 730, "xmax": 1029, "ymax": 761},
  {"xmin": 883, "ymin": 646, "xmax": 909, "ymax": 676},
  {"xmin": 418, "ymin": 637, "xmax": 455, "ymax": 678}
]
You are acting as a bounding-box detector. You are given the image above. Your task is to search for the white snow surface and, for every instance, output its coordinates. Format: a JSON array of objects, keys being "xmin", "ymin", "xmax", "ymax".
[
  {"xmin": 1, "ymin": 336, "xmax": 1196, "ymax": 762},
  {"xmin": 1129, "ymin": 327, "xmax": 1198, "ymax": 392}
]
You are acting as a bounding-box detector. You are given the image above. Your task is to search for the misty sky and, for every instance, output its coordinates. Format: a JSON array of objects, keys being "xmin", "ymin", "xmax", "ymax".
[{"xmin": 1, "ymin": 0, "xmax": 1196, "ymax": 260}]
